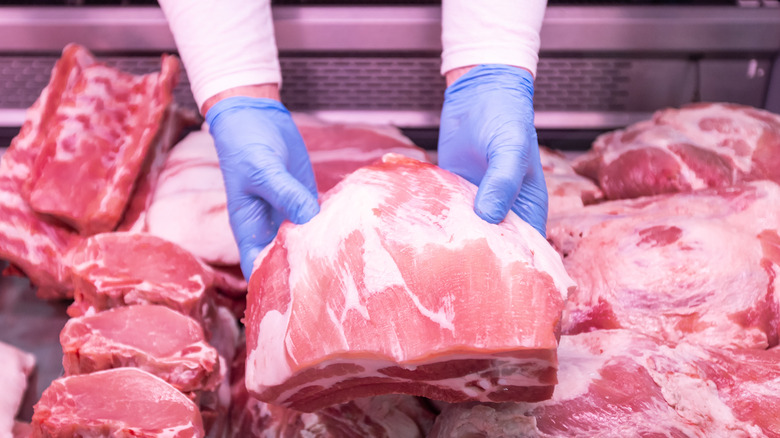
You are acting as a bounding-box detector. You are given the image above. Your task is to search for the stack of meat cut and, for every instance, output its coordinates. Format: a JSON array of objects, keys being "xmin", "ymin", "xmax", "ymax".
[{"xmin": 430, "ymin": 103, "xmax": 780, "ymax": 435}]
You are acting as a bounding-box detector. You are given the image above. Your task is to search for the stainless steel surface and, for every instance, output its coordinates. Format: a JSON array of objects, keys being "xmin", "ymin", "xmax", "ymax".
[
  {"xmin": 0, "ymin": 6, "xmax": 779, "ymax": 53},
  {"xmin": 766, "ymin": 56, "xmax": 780, "ymax": 113},
  {"xmin": 698, "ymin": 58, "xmax": 772, "ymax": 106}
]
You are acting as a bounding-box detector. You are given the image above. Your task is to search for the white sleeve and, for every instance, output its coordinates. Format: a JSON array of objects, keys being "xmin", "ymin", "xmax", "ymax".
[
  {"xmin": 441, "ymin": 0, "xmax": 547, "ymax": 77},
  {"xmin": 158, "ymin": 0, "xmax": 281, "ymax": 111}
]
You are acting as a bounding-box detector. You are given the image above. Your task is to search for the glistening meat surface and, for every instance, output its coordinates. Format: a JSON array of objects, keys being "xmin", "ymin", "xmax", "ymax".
[
  {"xmin": 539, "ymin": 147, "xmax": 603, "ymax": 215},
  {"xmin": 60, "ymin": 305, "xmax": 221, "ymax": 394},
  {"xmin": 574, "ymin": 102, "xmax": 780, "ymax": 199},
  {"xmin": 66, "ymin": 232, "xmax": 215, "ymax": 323},
  {"xmin": 23, "ymin": 44, "xmax": 181, "ymax": 235},
  {"xmin": 246, "ymin": 154, "xmax": 574, "ymax": 412},
  {"xmin": 31, "ymin": 368, "xmax": 205, "ymax": 438},
  {"xmin": 228, "ymin": 344, "xmax": 436, "ymax": 437},
  {"xmin": 548, "ymin": 181, "xmax": 780, "ymax": 349},
  {"xmin": 429, "ymin": 330, "xmax": 780, "ymax": 437}
]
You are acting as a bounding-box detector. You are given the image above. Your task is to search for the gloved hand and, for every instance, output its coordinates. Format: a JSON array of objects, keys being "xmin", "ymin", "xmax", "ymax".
[
  {"xmin": 206, "ymin": 97, "xmax": 319, "ymax": 280},
  {"xmin": 438, "ymin": 64, "xmax": 548, "ymax": 237}
]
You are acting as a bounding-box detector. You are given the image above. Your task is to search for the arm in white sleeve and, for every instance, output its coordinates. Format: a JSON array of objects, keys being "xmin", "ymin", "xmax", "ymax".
[
  {"xmin": 158, "ymin": 0, "xmax": 281, "ymax": 111},
  {"xmin": 441, "ymin": 0, "xmax": 547, "ymax": 77}
]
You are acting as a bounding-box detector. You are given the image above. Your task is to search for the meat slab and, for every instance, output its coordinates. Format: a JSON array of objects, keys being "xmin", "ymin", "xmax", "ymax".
[
  {"xmin": 66, "ymin": 232, "xmax": 215, "ymax": 323},
  {"xmin": 574, "ymin": 102, "xmax": 780, "ymax": 200},
  {"xmin": 22, "ymin": 44, "xmax": 181, "ymax": 235},
  {"xmin": 145, "ymin": 129, "xmax": 237, "ymax": 266},
  {"xmin": 548, "ymin": 181, "xmax": 780, "ymax": 349},
  {"xmin": 429, "ymin": 330, "xmax": 780, "ymax": 437},
  {"xmin": 229, "ymin": 345, "xmax": 436, "ymax": 437},
  {"xmin": 246, "ymin": 154, "xmax": 574, "ymax": 412},
  {"xmin": 60, "ymin": 305, "xmax": 221, "ymax": 394},
  {"xmin": 31, "ymin": 367, "xmax": 205, "ymax": 437},
  {"xmin": 1, "ymin": 342, "xmax": 36, "ymax": 438},
  {"xmin": 539, "ymin": 147, "xmax": 603, "ymax": 215}
]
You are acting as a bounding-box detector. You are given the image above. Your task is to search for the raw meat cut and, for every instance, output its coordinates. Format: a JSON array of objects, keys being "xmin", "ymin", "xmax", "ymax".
[
  {"xmin": 1, "ymin": 342, "xmax": 36, "ymax": 438},
  {"xmin": 60, "ymin": 305, "xmax": 221, "ymax": 393},
  {"xmin": 539, "ymin": 147, "xmax": 603, "ymax": 215},
  {"xmin": 574, "ymin": 102, "xmax": 780, "ymax": 200},
  {"xmin": 13, "ymin": 421, "xmax": 31, "ymax": 438},
  {"xmin": 293, "ymin": 113, "xmax": 430, "ymax": 194},
  {"xmin": 0, "ymin": 68, "xmax": 79, "ymax": 297},
  {"xmin": 116, "ymin": 105, "xmax": 201, "ymax": 234},
  {"xmin": 23, "ymin": 44, "xmax": 181, "ymax": 235},
  {"xmin": 31, "ymin": 367, "xmax": 205, "ymax": 437},
  {"xmin": 66, "ymin": 232, "xmax": 215, "ymax": 323},
  {"xmin": 548, "ymin": 181, "xmax": 780, "ymax": 349},
  {"xmin": 229, "ymin": 342, "xmax": 436, "ymax": 438},
  {"xmin": 0, "ymin": 45, "xmax": 191, "ymax": 298},
  {"xmin": 429, "ymin": 330, "xmax": 780, "ymax": 437},
  {"xmin": 145, "ymin": 129, "xmax": 237, "ymax": 266},
  {"xmin": 246, "ymin": 154, "xmax": 575, "ymax": 412},
  {"xmin": 143, "ymin": 115, "xmax": 428, "ymax": 268}
]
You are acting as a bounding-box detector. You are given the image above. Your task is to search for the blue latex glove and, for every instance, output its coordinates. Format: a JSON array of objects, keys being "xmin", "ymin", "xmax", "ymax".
[
  {"xmin": 438, "ymin": 64, "xmax": 548, "ymax": 237},
  {"xmin": 206, "ymin": 97, "xmax": 319, "ymax": 280}
]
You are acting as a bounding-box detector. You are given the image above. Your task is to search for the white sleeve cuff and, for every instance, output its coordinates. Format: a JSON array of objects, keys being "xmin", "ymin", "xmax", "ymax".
[
  {"xmin": 158, "ymin": 0, "xmax": 281, "ymax": 111},
  {"xmin": 441, "ymin": 0, "xmax": 547, "ymax": 77}
]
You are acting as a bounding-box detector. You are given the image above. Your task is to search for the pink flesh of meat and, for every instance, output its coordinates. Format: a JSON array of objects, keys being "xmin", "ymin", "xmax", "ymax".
[
  {"xmin": 66, "ymin": 232, "xmax": 214, "ymax": 322},
  {"xmin": 430, "ymin": 330, "xmax": 780, "ymax": 437},
  {"xmin": 32, "ymin": 368, "xmax": 204, "ymax": 438},
  {"xmin": 23, "ymin": 44, "xmax": 180, "ymax": 235},
  {"xmin": 292, "ymin": 114, "xmax": 430, "ymax": 195},
  {"xmin": 60, "ymin": 305, "xmax": 221, "ymax": 393},
  {"xmin": 246, "ymin": 154, "xmax": 574, "ymax": 412},
  {"xmin": 0, "ymin": 342, "xmax": 36, "ymax": 438},
  {"xmin": 228, "ymin": 345, "xmax": 436, "ymax": 438},
  {"xmin": 145, "ymin": 130, "xmax": 237, "ymax": 266},
  {"xmin": 548, "ymin": 181, "xmax": 780, "ymax": 349},
  {"xmin": 573, "ymin": 102, "xmax": 780, "ymax": 200},
  {"xmin": 539, "ymin": 146, "xmax": 604, "ymax": 215}
]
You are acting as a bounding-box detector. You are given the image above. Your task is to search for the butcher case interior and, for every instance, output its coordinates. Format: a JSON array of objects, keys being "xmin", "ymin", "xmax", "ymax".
[{"xmin": 2, "ymin": 0, "xmax": 780, "ymax": 435}]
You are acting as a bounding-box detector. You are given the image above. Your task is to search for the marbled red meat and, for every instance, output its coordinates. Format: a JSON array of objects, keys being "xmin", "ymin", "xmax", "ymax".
[
  {"xmin": 228, "ymin": 344, "xmax": 436, "ymax": 437},
  {"xmin": 66, "ymin": 232, "xmax": 215, "ymax": 323},
  {"xmin": 23, "ymin": 44, "xmax": 181, "ymax": 235},
  {"xmin": 547, "ymin": 181, "xmax": 780, "ymax": 349},
  {"xmin": 1, "ymin": 342, "xmax": 36, "ymax": 438},
  {"xmin": 246, "ymin": 154, "xmax": 574, "ymax": 412},
  {"xmin": 575, "ymin": 103, "xmax": 780, "ymax": 199},
  {"xmin": 31, "ymin": 368, "xmax": 204, "ymax": 437},
  {"xmin": 293, "ymin": 113, "xmax": 430, "ymax": 194},
  {"xmin": 429, "ymin": 330, "xmax": 780, "ymax": 437},
  {"xmin": 539, "ymin": 146, "xmax": 603, "ymax": 215},
  {"xmin": 0, "ymin": 45, "xmax": 188, "ymax": 298},
  {"xmin": 60, "ymin": 305, "xmax": 221, "ymax": 393}
]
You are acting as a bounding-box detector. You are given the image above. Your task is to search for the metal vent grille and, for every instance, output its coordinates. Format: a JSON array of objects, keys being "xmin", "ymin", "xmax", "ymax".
[
  {"xmin": 0, "ymin": 55, "xmax": 689, "ymax": 116},
  {"xmin": 0, "ymin": 55, "xmax": 198, "ymax": 111},
  {"xmin": 535, "ymin": 59, "xmax": 633, "ymax": 111},
  {"xmin": 279, "ymin": 57, "xmax": 445, "ymax": 110}
]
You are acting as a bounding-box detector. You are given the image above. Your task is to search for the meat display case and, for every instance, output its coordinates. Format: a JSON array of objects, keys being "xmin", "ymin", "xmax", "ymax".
[{"xmin": 0, "ymin": 1, "xmax": 779, "ymax": 145}]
